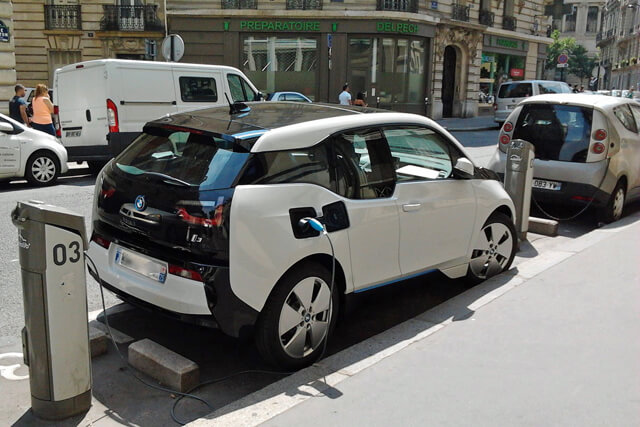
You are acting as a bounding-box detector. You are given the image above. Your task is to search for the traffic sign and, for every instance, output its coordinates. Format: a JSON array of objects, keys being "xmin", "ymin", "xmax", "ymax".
[
  {"xmin": 557, "ymin": 53, "xmax": 569, "ymax": 65},
  {"xmin": 556, "ymin": 63, "xmax": 568, "ymax": 68},
  {"xmin": 161, "ymin": 34, "xmax": 185, "ymax": 62}
]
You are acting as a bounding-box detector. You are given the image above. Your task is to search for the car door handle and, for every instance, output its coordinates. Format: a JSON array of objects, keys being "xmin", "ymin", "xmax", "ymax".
[{"xmin": 402, "ymin": 203, "xmax": 422, "ymax": 212}]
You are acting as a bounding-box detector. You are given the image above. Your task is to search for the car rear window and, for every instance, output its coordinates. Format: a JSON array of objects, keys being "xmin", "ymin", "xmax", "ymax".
[
  {"xmin": 114, "ymin": 129, "xmax": 250, "ymax": 190},
  {"xmin": 498, "ymin": 83, "xmax": 533, "ymax": 98},
  {"xmin": 512, "ymin": 104, "xmax": 593, "ymax": 162},
  {"xmin": 538, "ymin": 82, "xmax": 572, "ymax": 94}
]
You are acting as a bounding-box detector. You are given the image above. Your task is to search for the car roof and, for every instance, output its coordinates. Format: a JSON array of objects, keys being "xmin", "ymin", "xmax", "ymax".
[
  {"xmin": 499, "ymin": 80, "xmax": 567, "ymax": 85},
  {"xmin": 146, "ymin": 102, "xmax": 467, "ymax": 154},
  {"xmin": 55, "ymin": 58, "xmax": 242, "ymax": 74},
  {"xmin": 519, "ymin": 93, "xmax": 635, "ymax": 111}
]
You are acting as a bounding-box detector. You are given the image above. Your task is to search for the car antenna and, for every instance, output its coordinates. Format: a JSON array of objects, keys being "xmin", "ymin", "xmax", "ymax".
[{"xmin": 225, "ymin": 93, "xmax": 250, "ymax": 115}]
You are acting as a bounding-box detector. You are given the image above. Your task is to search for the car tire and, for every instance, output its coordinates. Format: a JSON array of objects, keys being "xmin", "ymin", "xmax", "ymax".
[
  {"xmin": 255, "ymin": 262, "xmax": 339, "ymax": 370},
  {"xmin": 25, "ymin": 151, "xmax": 60, "ymax": 186},
  {"xmin": 598, "ymin": 181, "xmax": 625, "ymax": 224},
  {"xmin": 465, "ymin": 212, "xmax": 517, "ymax": 285}
]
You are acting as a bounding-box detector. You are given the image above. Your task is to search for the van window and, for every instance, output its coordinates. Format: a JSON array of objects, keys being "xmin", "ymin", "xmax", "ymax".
[
  {"xmin": 114, "ymin": 129, "xmax": 249, "ymax": 190},
  {"xmin": 613, "ymin": 104, "xmax": 638, "ymax": 133},
  {"xmin": 227, "ymin": 74, "xmax": 256, "ymax": 102},
  {"xmin": 179, "ymin": 77, "xmax": 218, "ymax": 102},
  {"xmin": 513, "ymin": 104, "xmax": 593, "ymax": 163},
  {"xmin": 498, "ymin": 82, "xmax": 533, "ymax": 98},
  {"xmin": 538, "ymin": 82, "xmax": 572, "ymax": 94}
]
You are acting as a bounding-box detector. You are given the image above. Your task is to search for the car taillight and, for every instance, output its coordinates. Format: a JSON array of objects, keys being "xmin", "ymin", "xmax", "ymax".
[
  {"xmin": 592, "ymin": 142, "xmax": 606, "ymax": 154},
  {"xmin": 100, "ymin": 187, "xmax": 116, "ymax": 199},
  {"xmin": 169, "ymin": 264, "xmax": 203, "ymax": 282},
  {"xmin": 500, "ymin": 134, "xmax": 511, "ymax": 145},
  {"xmin": 54, "ymin": 105, "xmax": 61, "ymax": 138},
  {"xmin": 106, "ymin": 98, "xmax": 119, "ymax": 133},
  {"xmin": 176, "ymin": 205, "xmax": 223, "ymax": 228},
  {"xmin": 593, "ymin": 129, "xmax": 607, "ymax": 141},
  {"xmin": 502, "ymin": 122, "xmax": 513, "ymax": 132},
  {"xmin": 91, "ymin": 233, "xmax": 111, "ymax": 249}
]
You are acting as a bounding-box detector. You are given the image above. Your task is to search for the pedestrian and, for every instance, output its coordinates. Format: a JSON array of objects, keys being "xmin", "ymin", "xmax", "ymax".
[
  {"xmin": 626, "ymin": 87, "xmax": 634, "ymax": 98},
  {"xmin": 339, "ymin": 84, "xmax": 352, "ymax": 105},
  {"xmin": 353, "ymin": 92, "xmax": 367, "ymax": 107},
  {"xmin": 30, "ymin": 84, "xmax": 55, "ymax": 136},
  {"xmin": 8, "ymin": 84, "xmax": 30, "ymax": 125},
  {"xmin": 579, "ymin": 85, "xmax": 584, "ymax": 92}
]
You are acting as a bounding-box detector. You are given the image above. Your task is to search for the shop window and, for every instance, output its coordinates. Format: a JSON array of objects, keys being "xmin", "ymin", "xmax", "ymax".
[
  {"xmin": 242, "ymin": 36, "xmax": 318, "ymax": 101},
  {"xmin": 586, "ymin": 6, "xmax": 599, "ymax": 33},
  {"xmin": 179, "ymin": 77, "xmax": 218, "ymax": 102}
]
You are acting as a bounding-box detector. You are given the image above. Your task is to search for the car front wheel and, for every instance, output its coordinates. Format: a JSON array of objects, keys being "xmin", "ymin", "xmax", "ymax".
[
  {"xmin": 25, "ymin": 151, "xmax": 59, "ymax": 186},
  {"xmin": 466, "ymin": 212, "xmax": 517, "ymax": 285},
  {"xmin": 256, "ymin": 262, "xmax": 339, "ymax": 370}
]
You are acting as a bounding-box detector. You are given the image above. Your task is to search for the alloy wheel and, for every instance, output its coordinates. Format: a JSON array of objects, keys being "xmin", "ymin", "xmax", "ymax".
[
  {"xmin": 469, "ymin": 222, "xmax": 514, "ymax": 279},
  {"xmin": 278, "ymin": 276, "xmax": 332, "ymax": 359},
  {"xmin": 31, "ymin": 156, "xmax": 56, "ymax": 183},
  {"xmin": 612, "ymin": 187, "xmax": 624, "ymax": 221}
]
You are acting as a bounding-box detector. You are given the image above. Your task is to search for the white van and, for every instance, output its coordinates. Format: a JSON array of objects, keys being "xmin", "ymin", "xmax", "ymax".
[
  {"xmin": 494, "ymin": 80, "xmax": 572, "ymax": 124},
  {"xmin": 54, "ymin": 59, "xmax": 261, "ymax": 168}
]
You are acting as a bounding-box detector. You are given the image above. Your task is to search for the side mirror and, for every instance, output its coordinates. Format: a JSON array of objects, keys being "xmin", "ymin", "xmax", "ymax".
[
  {"xmin": 453, "ymin": 157, "xmax": 475, "ymax": 179},
  {"xmin": 254, "ymin": 92, "xmax": 264, "ymax": 101},
  {"xmin": 0, "ymin": 122, "xmax": 14, "ymax": 133}
]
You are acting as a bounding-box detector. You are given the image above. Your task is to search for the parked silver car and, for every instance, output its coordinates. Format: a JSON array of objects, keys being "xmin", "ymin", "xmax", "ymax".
[
  {"xmin": 493, "ymin": 80, "xmax": 572, "ymax": 125},
  {"xmin": 488, "ymin": 94, "xmax": 640, "ymax": 223}
]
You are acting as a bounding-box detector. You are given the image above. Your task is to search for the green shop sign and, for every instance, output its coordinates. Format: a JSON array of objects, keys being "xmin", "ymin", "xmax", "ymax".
[
  {"xmin": 496, "ymin": 38, "xmax": 519, "ymax": 49},
  {"xmin": 376, "ymin": 22, "xmax": 419, "ymax": 34},
  {"xmin": 239, "ymin": 21, "xmax": 321, "ymax": 31},
  {"xmin": 486, "ymin": 36, "xmax": 527, "ymax": 51}
]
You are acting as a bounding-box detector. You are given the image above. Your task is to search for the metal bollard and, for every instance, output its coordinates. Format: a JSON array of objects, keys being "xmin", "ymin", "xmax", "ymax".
[
  {"xmin": 11, "ymin": 201, "xmax": 91, "ymax": 420},
  {"xmin": 504, "ymin": 139, "xmax": 535, "ymax": 241}
]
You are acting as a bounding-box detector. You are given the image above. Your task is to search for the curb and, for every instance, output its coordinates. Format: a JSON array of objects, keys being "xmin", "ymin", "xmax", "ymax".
[{"xmin": 188, "ymin": 211, "xmax": 640, "ymax": 427}]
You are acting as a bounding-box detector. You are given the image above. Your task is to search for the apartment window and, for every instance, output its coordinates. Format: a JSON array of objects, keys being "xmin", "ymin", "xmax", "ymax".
[
  {"xmin": 565, "ymin": 6, "xmax": 577, "ymax": 32},
  {"xmin": 586, "ymin": 6, "xmax": 599, "ymax": 33}
]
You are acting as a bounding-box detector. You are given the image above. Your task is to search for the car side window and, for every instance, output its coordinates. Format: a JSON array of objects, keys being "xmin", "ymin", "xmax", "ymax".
[
  {"xmin": 382, "ymin": 126, "xmax": 457, "ymax": 181},
  {"xmin": 179, "ymin": 77, "xmax": 218, "ymax": 102},
  {"xmin": 285, "ymin": 94, "xmax": 306, "ymax": 102},
  {"xmin": 333, "ymin": 128, "xmax": 395, "ymax": 199},
  {"xmin": 629, "ymin": 105, "xmax": 640, "ymax": 134},
  {"xmin": 227, "ymin": 74, "xmax": 256, "ymax": 102},
  {"xmin": 613, "ymin": 104, "xmax": 638, "ymax": 133}
]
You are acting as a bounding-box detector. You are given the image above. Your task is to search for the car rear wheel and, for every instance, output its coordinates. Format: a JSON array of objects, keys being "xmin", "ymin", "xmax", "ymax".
[
  {"xmin": 25, "ymin": 151, "xmax": 59, "ymax": 186},
  {"xmin": 255, "ymin": 262, "xmax": 339, "ymax": 370},
  {"xmin": 466, "ymin": 212, "xmax": 517, "ymax": 285},
  {"xmin": 599, "ymin": 182, "xmax": 625, "ymax": 224}
]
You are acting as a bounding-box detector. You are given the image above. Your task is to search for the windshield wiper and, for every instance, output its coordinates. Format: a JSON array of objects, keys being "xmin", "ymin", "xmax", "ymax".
[{"xmin": 142, "ymin": 171, "xmax": 192, "ymax": 187}]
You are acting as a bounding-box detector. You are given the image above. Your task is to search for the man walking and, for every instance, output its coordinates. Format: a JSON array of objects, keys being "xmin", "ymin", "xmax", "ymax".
[
  {"xmin": 339, "ymin": 84, "xmax": 352, "ymax": 105},
  {"xmin": 9, "ymin": 84, "xmax": 29, "ymax": 125}
]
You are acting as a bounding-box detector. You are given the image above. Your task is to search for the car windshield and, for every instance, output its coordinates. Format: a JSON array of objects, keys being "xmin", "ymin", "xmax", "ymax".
[
  {"xmin": 498, "ymin": 83, "xmax": 533, "ymax": 98},
  {"xmin": 512, "ymin": 104, "xmax": 593, "ymax": 162},
  {"xmin": 114, "ymin": 128, "xmax": 250, "ymax": 190}
]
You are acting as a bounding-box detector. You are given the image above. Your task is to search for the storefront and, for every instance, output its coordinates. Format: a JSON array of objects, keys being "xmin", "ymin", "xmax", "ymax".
[
  {"xmin": 169, "ymin": 17, "xmax": 435, "ymax": 114},
  {"xmin": 481, "ymin": 35, "xmax": 529, "ymax": 99}
]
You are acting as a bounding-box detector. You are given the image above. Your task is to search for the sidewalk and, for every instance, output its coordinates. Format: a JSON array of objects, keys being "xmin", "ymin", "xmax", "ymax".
[
  {"xmin": 195, "ymin": 213, "xmax": 640, "ymax": 426},
  {"xmin": 435, "ymin": 116, "xmax": 499, "ymax": 132}
]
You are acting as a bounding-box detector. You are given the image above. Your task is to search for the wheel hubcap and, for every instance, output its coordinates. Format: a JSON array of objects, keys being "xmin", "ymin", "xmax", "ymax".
[
  {"xmin": 31, "ymin": 157, "xmax": 56, "ymax": 183},
  {"xmin": 278, "ymin": 276, "xmax": 332, "ymax": 359},
  {"xmin": 612, "ymin": 188, "xmax": 624, "ymax": 220},
  {"xmin": 469, "ymin": 222, "xmax": 513, "ymax": 279}
]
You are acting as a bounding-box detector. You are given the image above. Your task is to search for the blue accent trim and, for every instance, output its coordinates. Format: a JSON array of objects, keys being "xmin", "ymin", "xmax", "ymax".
[
  {"xmin": 232, "ymin": 130, "xmax": 266, "ymax": 140},
  {"xmin": 354, "ymin": 269, "xmax": 437, "ymax": 294}
]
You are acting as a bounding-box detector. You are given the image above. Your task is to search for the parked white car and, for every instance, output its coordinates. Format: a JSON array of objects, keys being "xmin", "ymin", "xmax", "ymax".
[
  {"xmin": 87, "ymin": 102, "xmax": 517, "ymax": 369},
  {"xmin": 0, "ymin": 113, "xmax": 68, "ymax": 186},
  {"xmin": 266, "ymin": 92, "xmax": 312, "ymax": 103},
  {"xmin": 488, "ymin": 94, "xmax": 640, "ymax": 223}
]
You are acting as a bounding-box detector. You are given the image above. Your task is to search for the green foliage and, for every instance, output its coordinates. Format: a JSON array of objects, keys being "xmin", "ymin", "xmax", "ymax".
[{"xmin": 545, "ymin": 30, "xmax": 598, "ymax": 83}]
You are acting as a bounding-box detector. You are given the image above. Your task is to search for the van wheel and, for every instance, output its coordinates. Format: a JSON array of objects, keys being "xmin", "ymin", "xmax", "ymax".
[
  {"xmin": 465, "ymin": 212, "xmax": 517, "ymax": 285},
  {"xmin": 25, "ymin": 152, "xmax": 59, "ymax": 186},
  {"xmin": 599, "ymin": 181, "xmax": 625, "ymax": 224},
  {"xmin": 255, "ymin": 262, "xmax": 339, "ymax": 370}
]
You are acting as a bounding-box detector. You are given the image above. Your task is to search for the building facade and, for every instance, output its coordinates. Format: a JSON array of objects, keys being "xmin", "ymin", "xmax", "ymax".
[
  {"xmin": 0, "ymin": 0, "xmax": 16, "ymax": 114},
  {"xmin": 12, "ymin": 0, "xmax": 165, "ymax": 88},
  {"xmin": 168, "ymin": 0, "xmax": 552, "ymax": 118},
  {"xmin": 597, "ymin": 0, "xmax": 640, "ymax": 91}
]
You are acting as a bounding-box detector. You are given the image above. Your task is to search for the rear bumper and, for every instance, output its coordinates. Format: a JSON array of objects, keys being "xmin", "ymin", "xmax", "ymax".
[{"xmin": 87, "ymin": 240, "xmax": 259, "ymax": 338}]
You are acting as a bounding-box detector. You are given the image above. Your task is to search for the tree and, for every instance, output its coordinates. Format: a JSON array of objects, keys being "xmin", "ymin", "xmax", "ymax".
[{"xmin": 545, "ymin": 30, "xmax": 597, "ymax": 84}]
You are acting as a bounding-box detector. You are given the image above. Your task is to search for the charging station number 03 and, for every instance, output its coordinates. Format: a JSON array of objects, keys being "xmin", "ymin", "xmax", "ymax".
[{"xmin": 52, "ymin": 241, "xmax": 81, "ymax": 266}]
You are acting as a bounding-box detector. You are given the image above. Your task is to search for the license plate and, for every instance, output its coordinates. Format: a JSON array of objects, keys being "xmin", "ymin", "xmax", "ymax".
[
  {"xmin": 65, "ymin": 130, "xmax": 81, "ymax": 137},
  {"xmin": 115, "ymin": 247, "xmax": 167, "ymax": 283},
  {"xmin": 532, "ymin": 179, "xmax": 562, "ymax": 191}
]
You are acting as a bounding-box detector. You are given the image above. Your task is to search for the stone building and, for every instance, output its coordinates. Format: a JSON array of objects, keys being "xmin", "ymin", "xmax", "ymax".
[
  {"xmin": 597, "ymin": 0, "xmax": 640, "ymax": 91},
  {"xmin": 12, "ymin": 0, "xmax": 165, "ymax": 88},
  {"xmin": 0, "ymin": 0, "xmax": 16, "ymax": 114},
  {"xmin": 167, "ymin": 0, "xmax": 553, "ymax": 118}
]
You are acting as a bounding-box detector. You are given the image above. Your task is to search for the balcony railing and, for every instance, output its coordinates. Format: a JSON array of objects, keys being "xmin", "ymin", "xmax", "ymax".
[
  {"xmin": 606, "ymin": 29, "xmax": 614, "ymax": 38},
  {"xmin": 502, "ymin": 15, "xmax": 517, "ymax": 31},
  {"xmin": 101, "ymin": 5, "xmax": 163, "ymax": 32},
  {"xmin": 479, "ymin": 8, "xmax": 494, "ymax": 26},
  {"xmin": 452, "ymin": 4, "xmax": 470, "ymax": 22},
  {"xmin": 376, "ymin": 0, "xmax": 418, "ymax": 13},
  {"xmin": 222, "ymin": 0, "xmax": 257, "ymax": 8},
  {"xmin": 44, "ymin": 4, "xmax": 81, "ymax": 30},
  {"xmin": 287, "ymin": 0, "xmax": 322, "ymax": 9},
  {"xmin": 596, "ymin": 31, "xmax": 603, "ymax": 42}
]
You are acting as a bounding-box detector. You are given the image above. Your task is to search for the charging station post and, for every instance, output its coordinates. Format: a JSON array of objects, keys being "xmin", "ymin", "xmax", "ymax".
[
  {"xmin": 11, "ymin": 201, "xmax": 91, "ymax": 420},
  {"xmin": 504, "ymin": 139, "xmax": 535, "ymax": 241}
]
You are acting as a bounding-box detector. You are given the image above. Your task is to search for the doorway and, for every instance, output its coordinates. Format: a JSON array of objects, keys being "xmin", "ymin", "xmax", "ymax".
[{"xmin": 441, "ymin": 45, "xmax": 456, "ymax": 117}]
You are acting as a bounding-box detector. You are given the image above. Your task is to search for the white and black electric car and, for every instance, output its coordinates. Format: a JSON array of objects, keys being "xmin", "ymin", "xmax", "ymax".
[{"xmin": 88, "ymin": 102, "xmax": 517, "ymax": 369}]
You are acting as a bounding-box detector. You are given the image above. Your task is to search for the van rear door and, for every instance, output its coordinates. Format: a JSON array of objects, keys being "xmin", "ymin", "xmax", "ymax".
[{"xmin": 173, "ymin": 70, "xmax": 223, "ymax": 113}]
